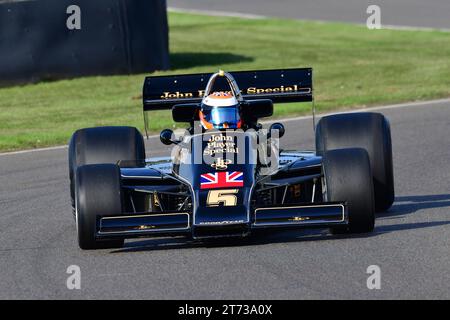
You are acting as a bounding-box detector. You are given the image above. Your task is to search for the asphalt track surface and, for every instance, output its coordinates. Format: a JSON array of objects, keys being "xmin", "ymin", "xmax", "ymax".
[
  {"xmin": 168, "ymin": 0, "xmax": 450, "ymax": 30},
  {"xmin": 1, "ymin": 100, "xmax": 449, "ymax": 299}
]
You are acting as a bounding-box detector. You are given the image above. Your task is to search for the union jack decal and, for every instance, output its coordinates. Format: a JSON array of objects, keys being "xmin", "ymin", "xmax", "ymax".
[{"xmin": 200, "ymin": 171, "xmax": 244, "ymax": 189}]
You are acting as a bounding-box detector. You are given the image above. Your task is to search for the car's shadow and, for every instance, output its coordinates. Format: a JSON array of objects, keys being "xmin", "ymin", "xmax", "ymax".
[
  {"xmin": 110, "ymin": 194, "xmax": 450, "ymax": 253},
  {"xmin": 383, "ymin": 194, "xmax": 450, "ymax": 217}
]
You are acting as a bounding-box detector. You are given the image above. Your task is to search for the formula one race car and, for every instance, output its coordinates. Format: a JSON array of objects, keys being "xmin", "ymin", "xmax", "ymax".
[{"xmin": 68, "ymin": 68, "xmax": 394, "ymax": 250}]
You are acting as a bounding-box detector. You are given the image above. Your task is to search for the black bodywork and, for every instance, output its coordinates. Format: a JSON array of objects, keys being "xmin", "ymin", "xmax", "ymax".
[{"xmin": 97, "ymin": 68, "xmax": 348, "ymax": 240}]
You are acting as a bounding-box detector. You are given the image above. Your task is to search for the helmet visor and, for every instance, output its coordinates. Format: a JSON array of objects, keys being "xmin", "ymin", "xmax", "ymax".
[{"xmin": 202, "ymin": 106, "xmax": 241, "ymax": 129}]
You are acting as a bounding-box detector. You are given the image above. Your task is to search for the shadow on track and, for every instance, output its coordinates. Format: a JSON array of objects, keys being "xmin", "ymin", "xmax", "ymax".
[
  {"xmin": 110, "ymin": 194, "xmax": 450, "ymax": 253},
  {"xmin": 110, "ymin": 228, "xmax": 374, "ymax": 254},
  {"xmin": 374, "ymin": 193, "xmax": 450, "ymax": 233},
  {"xmin": 382, "ymin": 193, "xmax": 450, "ymax": 218}
]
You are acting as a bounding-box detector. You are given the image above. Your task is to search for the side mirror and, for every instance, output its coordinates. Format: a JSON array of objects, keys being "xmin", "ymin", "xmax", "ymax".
[
  {"xmin": 269, "ymin": 122, "xmax": 285, "ymax": 138},
  {"xmin": 241, "ymin": 99, "xmax": 273, "ymax": 120},
  {"xmin": 172, "ymin": 103, "xmax": 200, "ymax": 123},
  {"xmin": 160, "ymin": 129, "xmax": 176, "ymax": 145}
]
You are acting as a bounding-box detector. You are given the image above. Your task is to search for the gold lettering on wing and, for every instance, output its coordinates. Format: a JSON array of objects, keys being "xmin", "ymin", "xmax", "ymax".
[
  {"xmin": 246, "ymin": 85, "xmax": 299, "ymax": 94},
  {"xmin": 160, "ymin": 91, "xmax": 194, "ymax": 99}
]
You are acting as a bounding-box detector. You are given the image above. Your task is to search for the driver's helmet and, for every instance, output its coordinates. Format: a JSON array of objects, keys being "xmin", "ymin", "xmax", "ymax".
[{"xmin": 199, "ymin": 91, "xmax": 242, "ymax": 129}]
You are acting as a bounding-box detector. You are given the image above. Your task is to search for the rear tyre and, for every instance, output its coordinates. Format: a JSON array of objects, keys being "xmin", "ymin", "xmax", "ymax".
[
  {"xmin": 322, "ymin": 148, "xmax": 375, "ymax": 234},
  {"xmin": 69, "ymin": 126, "xmax": 145, "ymax": 214},
  {"xmin": 75, "ymin": 164, "xmax": 124, "ymax": 250},
  {"xmin": 316, "ymin": 112, "xmax": 394, "ymax": 212}
]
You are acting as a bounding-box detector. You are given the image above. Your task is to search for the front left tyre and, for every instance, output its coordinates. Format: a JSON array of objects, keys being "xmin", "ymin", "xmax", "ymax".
[
  {"xmin": 316, "ymin": 112, "xmax": 394, "ymax": 212},
  {"xmin": 322, "ymin": 148, "xmax": 375, "ymax": 234}
]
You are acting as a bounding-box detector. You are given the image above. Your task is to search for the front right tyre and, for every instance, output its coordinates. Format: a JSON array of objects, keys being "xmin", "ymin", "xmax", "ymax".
[
  {"xmin": 75, "ymin": 163, "xmax": 124, "ymax": 250},
  {"xmin": 68, "ymin": 126, "xmax": 146, "ymax": 216}
]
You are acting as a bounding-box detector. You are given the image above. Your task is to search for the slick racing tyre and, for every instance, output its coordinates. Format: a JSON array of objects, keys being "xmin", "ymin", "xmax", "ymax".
[
  {"xmin": 322, "ymin": 148, "xmax": 375, "ymax": 234},
  {"xmin": 75, "ymin": 164, "xmax": 124, "ymax": 250},
  {"xmin": 68, "ymin": 126, "xmax": 145, "ymax": 214},
  {"xmin": 316, "ymin": 112, "xmax": 394, "ymax": 212}
]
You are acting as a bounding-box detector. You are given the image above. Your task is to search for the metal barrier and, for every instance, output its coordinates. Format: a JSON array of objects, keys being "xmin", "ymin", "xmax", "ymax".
[{"xmin": 0, "ymin": 0, "xmax": 169, "ymax": 86}]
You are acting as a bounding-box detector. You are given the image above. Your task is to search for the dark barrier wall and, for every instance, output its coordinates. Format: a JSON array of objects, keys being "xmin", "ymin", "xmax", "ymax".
[{"xmin": 0, "ymin": 0, "xmax": 169, "ymax": 86}]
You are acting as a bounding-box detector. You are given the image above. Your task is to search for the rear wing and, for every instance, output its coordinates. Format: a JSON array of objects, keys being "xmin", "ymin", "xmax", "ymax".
[{"xmin": 142, "ymin": 68, "xmax": 313, "ymax": 111}]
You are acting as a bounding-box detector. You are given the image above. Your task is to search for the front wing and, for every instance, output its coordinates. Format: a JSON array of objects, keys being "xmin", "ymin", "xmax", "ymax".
[{"xmin": 96, "ymin": 202, "xmax": 348, "ymax": 240}]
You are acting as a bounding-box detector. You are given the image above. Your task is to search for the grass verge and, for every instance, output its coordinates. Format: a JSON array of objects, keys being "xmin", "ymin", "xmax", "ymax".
[{"xmin": 0, "ymin": 12, "xmax": 449, "ymax": 151}]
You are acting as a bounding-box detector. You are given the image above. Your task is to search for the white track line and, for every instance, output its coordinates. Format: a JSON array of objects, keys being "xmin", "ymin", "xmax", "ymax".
[
  {"xmin": 382, "ymin": 24, "xmax": 450, "ymax": 33},
  {"xmin": 263, "ymin": 97, "xmax": 450, "ymax": 124},
  {"xmin": 0, "ymin": 98, "xmax": 449, "ymax": 157},
  {"xmin": 0, "ymin": 145, "xmax": 68, "ymax": 156},
  {"xmin": 168, "ymin": 7, "xmax": 266, "ymax": 19},
  {"xmin": 168, "ymin": 7, "xmax": 450, "ymax": 33},
  {"xmin": 0, "ymin": 134, "xmax": 160, "ymax": 156}
]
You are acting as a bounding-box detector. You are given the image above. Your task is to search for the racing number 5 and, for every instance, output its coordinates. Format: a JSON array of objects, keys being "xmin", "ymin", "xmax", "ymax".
[{"xmin": 207, "ymin": 189, "xmax": 239, "ymax": 207}]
